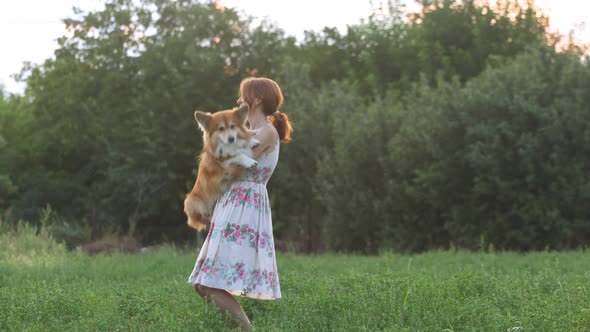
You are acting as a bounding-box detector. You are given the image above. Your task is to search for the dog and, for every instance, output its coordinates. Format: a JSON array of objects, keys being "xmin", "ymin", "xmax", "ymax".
[{"xmin": 184, "ymin": 105, "xmax": 259, "ymax": 231}]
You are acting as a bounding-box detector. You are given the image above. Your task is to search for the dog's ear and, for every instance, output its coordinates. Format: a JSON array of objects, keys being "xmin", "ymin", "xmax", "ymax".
[
  {"xmin": 194, "ymin": 111, "xmax": 211, "ymax": 131},
  {"xmin": 237, "ymin": 105, "xmax": 249, "ymax": 122}
]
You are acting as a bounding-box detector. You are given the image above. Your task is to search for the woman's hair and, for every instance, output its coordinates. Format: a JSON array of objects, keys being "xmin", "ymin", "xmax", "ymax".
[{"xmin": 239, "ymin": 77, "xmax": 292, "ymax": 143}]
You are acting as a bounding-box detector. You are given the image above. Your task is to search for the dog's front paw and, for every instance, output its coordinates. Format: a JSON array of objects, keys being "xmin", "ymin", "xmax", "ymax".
[
  {"xmin": 250, "ymin": 138, "xmax": 260, "ymax": 149},
  {"xmin": 244, "ymin": 160, "xmax": 258, "ymax": 168}
]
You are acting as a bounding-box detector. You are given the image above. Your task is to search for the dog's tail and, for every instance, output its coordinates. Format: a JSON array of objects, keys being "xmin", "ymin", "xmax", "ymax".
[{"xmin": 184, "ymin": 194, "xmax": 209, "ymax": 231}]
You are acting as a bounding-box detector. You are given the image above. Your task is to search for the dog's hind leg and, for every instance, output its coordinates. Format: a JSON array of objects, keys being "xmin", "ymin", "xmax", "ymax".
[{"xmin": 184, "ymin": 196, "xmax": 211, "ymax": 231}]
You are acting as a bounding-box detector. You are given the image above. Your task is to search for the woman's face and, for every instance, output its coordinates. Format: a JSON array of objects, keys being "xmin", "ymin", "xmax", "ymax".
[{"xmin": 236, "ymin": 95, "xmax": 248, "ymax": 109}]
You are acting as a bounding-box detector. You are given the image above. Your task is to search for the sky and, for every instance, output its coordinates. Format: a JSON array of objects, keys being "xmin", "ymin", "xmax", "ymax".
[{"xmin": 0, "ymin": 0, "xmax": 588, "ymax": 95}]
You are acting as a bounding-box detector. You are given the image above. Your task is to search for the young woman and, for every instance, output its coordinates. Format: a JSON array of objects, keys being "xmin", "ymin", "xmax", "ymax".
[{"xmin": 188, "ymin": 77, "xmax": 292, "ymax": 330}]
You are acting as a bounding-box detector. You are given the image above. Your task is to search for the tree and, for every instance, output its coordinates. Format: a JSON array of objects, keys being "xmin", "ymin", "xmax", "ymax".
[{"xmin": 6, "ymin": 0, "xmax": 291, "ymax": 242}]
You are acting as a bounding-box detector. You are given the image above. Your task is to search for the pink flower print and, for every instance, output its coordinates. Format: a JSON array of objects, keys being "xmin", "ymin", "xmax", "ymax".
[
  {"xmin": 238, "ymin": 270, "xmax": 245, "ymax": 279},
  {"xmin": 221, "ymin": 185, "xmax": 267, "ymax": 211},
  {"xmin": 234, "ymin": 230, "xmax": 242, "ymax": 238},
  {"xmin": 243, "ymin": 166, "xmax": 271, "ymax": 183},
  {"xmin": 260, "ymin": 239, "xmax": 266, "ymax": 248},
  {"xmin": 223, "ymin": 224, "xmax": 236, "ymax": 238},
  {"xmin": 252, "ymin": 270, "xmax": 263, "ymax": 285},
  {"xmin": 202, "ymin": 265, "xmax": 211, "ymax": 273}
]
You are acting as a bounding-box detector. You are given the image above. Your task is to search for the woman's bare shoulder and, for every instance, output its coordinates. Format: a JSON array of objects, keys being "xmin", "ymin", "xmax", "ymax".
[{"xmin": 264, "ymin": 123, "xmax": 279, "ymax": 140}]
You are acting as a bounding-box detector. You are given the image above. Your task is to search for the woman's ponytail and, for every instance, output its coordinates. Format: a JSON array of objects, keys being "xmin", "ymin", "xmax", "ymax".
[{"xmin": 271, "ymin": 111, "xmax": 292, "ymax": 143}]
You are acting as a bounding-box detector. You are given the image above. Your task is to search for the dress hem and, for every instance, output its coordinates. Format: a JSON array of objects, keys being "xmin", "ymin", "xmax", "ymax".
[{"xmin": 188, "ymin": 279, "xmax": 282, "ymax": 300}]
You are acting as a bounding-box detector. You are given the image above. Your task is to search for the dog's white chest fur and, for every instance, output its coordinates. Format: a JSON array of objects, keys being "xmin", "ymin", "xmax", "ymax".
[{"xmin": 214, "ymin": 137, "xmax": 260, "ymax": 169}]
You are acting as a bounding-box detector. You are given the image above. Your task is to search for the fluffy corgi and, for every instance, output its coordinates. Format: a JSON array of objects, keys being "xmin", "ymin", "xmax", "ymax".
[{"xmin": 184, "ymin": 105, "xmax": 259, "ymax": 231}]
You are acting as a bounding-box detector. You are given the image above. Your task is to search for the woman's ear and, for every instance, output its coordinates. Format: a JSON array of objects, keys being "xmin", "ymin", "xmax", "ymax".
[
  {"xmin": 194, "ymin": 111, "xmax": 211, "ymax": 131},
  {"xmin": 252, "ymin": 98, "xmax": 262, "ymax": 108}
]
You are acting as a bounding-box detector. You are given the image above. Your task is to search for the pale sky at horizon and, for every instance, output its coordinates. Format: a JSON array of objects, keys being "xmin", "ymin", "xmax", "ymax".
[{"xmin": 0, "ymin": 0, "xmax": 588, "ymax": 95}]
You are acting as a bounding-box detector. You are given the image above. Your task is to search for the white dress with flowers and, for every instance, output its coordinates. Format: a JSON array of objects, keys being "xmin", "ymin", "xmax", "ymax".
[{"xmin": 188, "ymin": 134, "xmax": 281, "ymax": 300}]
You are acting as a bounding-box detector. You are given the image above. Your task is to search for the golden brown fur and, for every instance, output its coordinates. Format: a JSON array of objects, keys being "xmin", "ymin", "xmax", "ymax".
[{"xmin": 184, "ymin": 105, "xmax": 258, "ymax": 231}]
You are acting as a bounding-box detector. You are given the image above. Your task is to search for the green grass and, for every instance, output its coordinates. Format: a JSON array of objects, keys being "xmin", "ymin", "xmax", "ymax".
[{"xmin": 1, "ymin": 225, "xmax": 589, "ymax": 331}]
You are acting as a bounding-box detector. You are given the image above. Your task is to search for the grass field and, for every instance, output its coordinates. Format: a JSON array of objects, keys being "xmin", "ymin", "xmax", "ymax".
[{"xmin": 1, "ymin": 224, "xmax": 589, "ymax": 331}]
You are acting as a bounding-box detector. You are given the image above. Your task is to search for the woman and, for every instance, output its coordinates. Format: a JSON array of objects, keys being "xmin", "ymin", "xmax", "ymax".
[{"xmin": 188, "ymin": 77, "xmax": 292, "ymax": 330}]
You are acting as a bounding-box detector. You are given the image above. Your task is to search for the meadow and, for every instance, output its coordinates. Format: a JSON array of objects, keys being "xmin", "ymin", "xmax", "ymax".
[{"xmin": 1, "ymin": 223, "xmax": 589, "ymax": 331}]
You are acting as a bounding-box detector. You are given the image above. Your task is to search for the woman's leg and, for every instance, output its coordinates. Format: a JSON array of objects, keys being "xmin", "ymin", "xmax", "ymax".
[{"xmin": 193, "ymin": 284, "xmax": 252, "ymax": 331}]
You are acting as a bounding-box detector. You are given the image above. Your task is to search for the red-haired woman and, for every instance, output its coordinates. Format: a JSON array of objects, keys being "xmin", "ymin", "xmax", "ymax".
[{"xmin": 188, "ymin": 77, "xmax": 292, "ymax": 330}]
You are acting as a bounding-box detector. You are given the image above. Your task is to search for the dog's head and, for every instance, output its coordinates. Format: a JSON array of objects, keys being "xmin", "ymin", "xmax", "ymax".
[{"xmin": 194, "ymin": 105, "xmax": 249, "ymax": 145}]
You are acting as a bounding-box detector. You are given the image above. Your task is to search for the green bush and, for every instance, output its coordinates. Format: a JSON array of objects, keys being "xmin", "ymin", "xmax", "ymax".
[
  {"xmin": 317, "ymin": 47, "xmax": 590, "ymax": 252},
  {"xmin": 0, "ymin": 217, "xmax": 66, "ymax": 262},
  {"xmin": 39, "ymin": 205, "xmax": 91, "ymax": 250},
  {"xmin": 47, "ymin": 220, "xmax": 91, "ymax": 250},
  {"xmin": 449, "ymin": 48, "xmax": 590, "ymax": 249}
]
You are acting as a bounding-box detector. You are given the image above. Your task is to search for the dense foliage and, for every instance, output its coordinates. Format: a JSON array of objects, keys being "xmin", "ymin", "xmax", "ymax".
[{"xmin": 1, "ymin": 0, "xmax": 588, "ymax": 252}]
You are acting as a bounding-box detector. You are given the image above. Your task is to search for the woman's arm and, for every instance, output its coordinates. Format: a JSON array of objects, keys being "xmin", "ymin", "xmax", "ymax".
[
  {"xmin": 223, "ymin": 164, "xmax": 243, "ymax": 176},
  {"xmin": 249, "ymin": 124, "xmax": 279, "ymax": 160},
  {"xmin": 223, "ymin": 124, "xmax": 278, "ymax": 175}
]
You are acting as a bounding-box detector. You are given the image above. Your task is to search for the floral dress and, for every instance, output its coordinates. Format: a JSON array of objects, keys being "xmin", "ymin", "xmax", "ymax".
[{"xmin": 188, "ymin": 133, "xmax": 281, "ymax": 300}]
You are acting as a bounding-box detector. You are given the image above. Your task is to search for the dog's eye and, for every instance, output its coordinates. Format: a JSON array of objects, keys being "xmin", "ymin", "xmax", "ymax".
[
  {"xmin": 218, "ymin": 127, "xmax": 224, "ymax": 131},
  {"xmin": 230, "ymin": 125, "xmax": 235, "ymax": 129}
]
